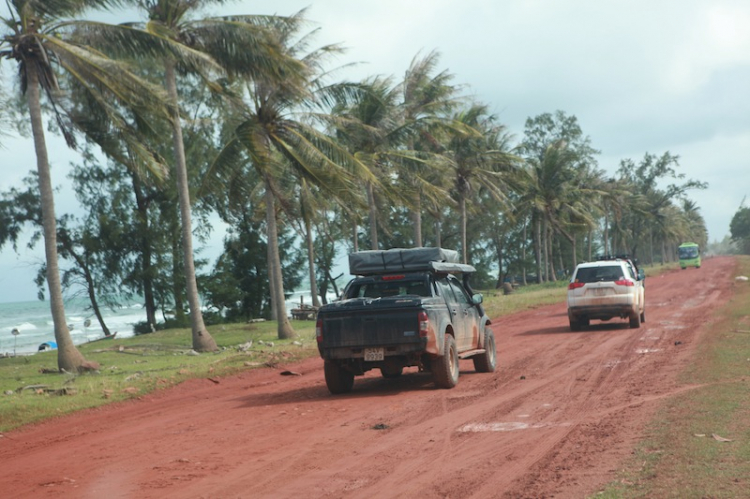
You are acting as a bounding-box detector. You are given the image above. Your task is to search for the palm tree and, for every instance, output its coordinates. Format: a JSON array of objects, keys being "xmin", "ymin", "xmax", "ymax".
[
  {"xmin": 331, "ymin": 76, "xmax": 402, "ymax": 250},
  {"xmin": 399, "ymin": 50, "xmax": 460, "ymax": 247},
  {"xmin": 205, "ymin": 24, "xmax": 370, "ymax": 339},
  {"xmin": 0, "ymin": 0, "xmax": 168, "ymax": 371},
  {"xmin": 105, "ymin": 1, "xmax": 309, "ymax": 349},
  {"xmin": 444, "ymin": 103, "xmax": 516, "ymax": 263},
  {"xmin": 679, "ymin": 199, "xmax": 707, "ymax": 249}
]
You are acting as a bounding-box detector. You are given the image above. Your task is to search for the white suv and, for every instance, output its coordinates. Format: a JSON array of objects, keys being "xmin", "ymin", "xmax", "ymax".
[{"xmin": 567, "ymin": 258, "xmax": 645, "ymax": 331}]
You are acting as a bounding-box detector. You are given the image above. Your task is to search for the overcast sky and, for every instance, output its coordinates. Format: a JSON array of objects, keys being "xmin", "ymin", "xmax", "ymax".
[{"xmin": 1, "ymin": 0, "xmax": 749, "ymax": 303}]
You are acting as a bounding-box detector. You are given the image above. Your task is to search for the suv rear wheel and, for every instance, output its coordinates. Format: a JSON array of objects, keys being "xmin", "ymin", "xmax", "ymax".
[{"xmin": 629, "ymin": 312, "xmax": 641, "ymax": 329}]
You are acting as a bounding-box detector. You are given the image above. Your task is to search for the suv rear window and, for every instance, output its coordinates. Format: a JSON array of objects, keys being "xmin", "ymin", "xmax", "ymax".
[{"xmin": 574, "ymin": 265, "xmax": 625, "ymax": 283}]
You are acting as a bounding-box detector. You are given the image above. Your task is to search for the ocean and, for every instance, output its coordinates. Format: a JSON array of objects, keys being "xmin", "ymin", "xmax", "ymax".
[
  {"xmin": 0, "ymin": 291, "xmax": 326, "ymax": 356},
  {"xmin": 0, "ymin": 298, "xmax": 146, "ymax": 356}
]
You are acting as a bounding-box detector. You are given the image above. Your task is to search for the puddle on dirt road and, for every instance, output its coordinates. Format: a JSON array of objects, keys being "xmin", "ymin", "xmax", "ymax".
[
  {"xmin": 458, "ymin": 422, "xmax": 535, "ymax": 432},
  {"xmin": 457, "ymin": 421, "xmax": 571, "ymax": 433},
  {"xmin": 658, "ymin": 321, "xmax": 686, "ymax": 330}
]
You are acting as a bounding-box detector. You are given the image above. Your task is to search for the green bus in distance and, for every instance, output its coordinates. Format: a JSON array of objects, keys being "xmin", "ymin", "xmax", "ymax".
[{"xmin": 678, "ymin": 242, "xmax": 701, "ymax": 269}]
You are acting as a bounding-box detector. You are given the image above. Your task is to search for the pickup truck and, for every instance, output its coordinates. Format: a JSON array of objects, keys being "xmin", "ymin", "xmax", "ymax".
[{"xmin": 315, "ymin": 248, "xmax": 496, "ymax": 394}]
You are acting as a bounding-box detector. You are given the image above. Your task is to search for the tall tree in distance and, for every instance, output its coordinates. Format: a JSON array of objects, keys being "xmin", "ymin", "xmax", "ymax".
[
  {"xmin": 0, "ymin": 0, "xmax": 168, "ymax": 371},
  {"xmin": 616, "ymin": 152, "xmax": 707, "ymax": 260},
  {"xmin": 518, "ymin": 111, "xmax": 600, "ymax": 279},
  {"xmin": 730, "ymin": 200, "xmax": 750, "ymax": 254}
]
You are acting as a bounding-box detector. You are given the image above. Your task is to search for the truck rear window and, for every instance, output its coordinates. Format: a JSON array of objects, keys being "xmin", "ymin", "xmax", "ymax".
[{"xmin": 350, "ymin": 279, "xmax": 431, "ymax": 298}]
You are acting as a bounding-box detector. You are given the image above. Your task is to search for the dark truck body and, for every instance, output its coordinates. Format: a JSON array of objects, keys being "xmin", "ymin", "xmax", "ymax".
[{"xmin": 316, "ymin": 248, "xmax": 496, "ymax": 393}]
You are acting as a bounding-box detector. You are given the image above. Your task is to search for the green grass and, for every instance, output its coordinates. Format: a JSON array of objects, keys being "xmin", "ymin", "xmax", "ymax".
[
  {"xmin": 594, "ymin": 256, "xmax": 750, "ymax": 498},
  {"xmin": 479, "ymin": 279, "xmax": 568, "ymax": 319},
  {"xmin": 0, "ymin": 320, "xmax": 318, "ymax": 431}
]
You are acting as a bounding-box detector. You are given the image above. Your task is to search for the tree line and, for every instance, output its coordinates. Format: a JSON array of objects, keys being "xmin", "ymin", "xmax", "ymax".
[{"xmin": 0, "ymin": 1, "xmax": 710, "ymax": 371}]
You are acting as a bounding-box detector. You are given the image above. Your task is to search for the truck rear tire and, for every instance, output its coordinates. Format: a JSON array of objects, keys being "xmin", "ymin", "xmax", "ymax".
[
  {"xmin": 324, "ymin": 360, "xmax": 354, "ymax": 394},
  {"xmin": 473, "ymin": 327, "xmax": 496, "ymax": 373},
  {"xmin": 432, "ymin": 335, "xmax": 459, "ymax": 389}
]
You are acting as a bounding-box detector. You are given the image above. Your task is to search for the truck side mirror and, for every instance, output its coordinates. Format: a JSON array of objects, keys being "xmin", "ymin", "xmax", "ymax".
[
  {"xmin": 638, "ymin": 269, "xmax": 645, "ymax": 281},
  {"xmin": 471, "ymin": 293, "xmax": 483, "ymax": 305}
]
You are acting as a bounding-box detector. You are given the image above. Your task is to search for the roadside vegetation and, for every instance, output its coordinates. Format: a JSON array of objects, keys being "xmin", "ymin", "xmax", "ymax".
[
  {"xmin": 0, "ymin": 320, "xmax": 317, "ymax": 432},
  {"xmin": 596, "ymin": 255, "xmax": 750, "ymax": 498}
]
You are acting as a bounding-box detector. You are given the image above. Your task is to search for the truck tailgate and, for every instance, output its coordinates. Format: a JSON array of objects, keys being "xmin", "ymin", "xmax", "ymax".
[{"xmin": 319, "ymin": 298, "xmax": 423, "ymax": 348}]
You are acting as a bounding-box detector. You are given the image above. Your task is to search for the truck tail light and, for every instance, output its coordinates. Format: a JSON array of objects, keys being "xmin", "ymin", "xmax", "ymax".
[
  {"xmin": 614, "ymin": 279, "xmax": 634, "ymax": 287},
  {"xmin": 418, "ymin": 311, "xmax": 429, "ymax": 337},
  {"xmin": 316, "ymin": 319, "xmax": 323, "ymax": 343},
  {"xmin": 382, "ymin": 274, "xmax": 405, "ymax": 281},
  {"xmin": 568, "ymin": 282, "xmax": 585, "ymax": 290}
]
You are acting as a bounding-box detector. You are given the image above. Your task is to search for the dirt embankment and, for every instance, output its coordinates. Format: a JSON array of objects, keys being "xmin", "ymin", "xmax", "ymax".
[{"xmin": 0, "ymin": 256, "xmax": 737, "ymax": 498}]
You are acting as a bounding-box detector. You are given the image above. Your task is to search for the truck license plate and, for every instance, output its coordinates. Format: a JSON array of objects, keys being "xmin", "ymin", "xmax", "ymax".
[{"xmin": 364, "ymin": 348, "xmax": 384, "ymax": 361}]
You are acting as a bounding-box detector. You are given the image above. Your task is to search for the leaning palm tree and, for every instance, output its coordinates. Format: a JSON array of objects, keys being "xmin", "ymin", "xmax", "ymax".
[
  {"xmin": 331, "ymin": 76, "xmax": 403, "ymax": 250},
  {"xmin": 444, "ymin": 103, "xmax": 517, "ymax": 263},
  {"xmin": 98, "ymin": 1, "xmax": 307, "ymax": 350},
  {"xmin": 204, "ymin": 25, "xmax": 371, "ymax": 339},
  {"xmin": 0, "ymin": 0, "xmax": 168, "ymax": 371},
  {"xmin": 399, "ymin": 50, "xmax": 461, "ymax": 247},
  {"xmin": 516, "ymin": 140, "xmax": 601, "ymax": 277}
]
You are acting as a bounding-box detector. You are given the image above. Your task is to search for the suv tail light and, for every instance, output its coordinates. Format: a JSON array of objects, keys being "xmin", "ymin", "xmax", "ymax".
[
  {"xmin": 418, "ymin": 311, "xmax": 429, "ymax": 337},
  {"xmin": 614, "ymin": 279, "xmax": 634, "ymax": 287},
  {"xmin": 568, "ymin": 282, "xmax": 585, "ymax": 290},
  {"xmin": 316, "ymin": 319, "xmax": 323, "ymax": 343}
]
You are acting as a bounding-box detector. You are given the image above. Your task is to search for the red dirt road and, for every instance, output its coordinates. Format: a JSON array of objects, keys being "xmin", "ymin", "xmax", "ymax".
[{"xmin": 0, "ymin": 257, "xmax": 738, "ymax": 498}]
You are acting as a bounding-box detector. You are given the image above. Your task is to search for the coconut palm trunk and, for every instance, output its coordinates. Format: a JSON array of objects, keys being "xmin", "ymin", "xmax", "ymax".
[
  {"xmin": 534, "ymin": 215, "xmax": 543, "ymax": 283},
  {"xmin": 412, "ymin": 193, "xmax": 422, "ymax": 247},
  {"xmin": 27, "ymin": 66, "xmax": 87, "ymax": 372},
  {"xmin": 164, "ymin": 62, "xmax": 217, "ymax": 352},
  {"xmin": 304, "ymin": 216, "xmax": 322, "ymax": 308},
  {"xmin": 264, "ymin": 178, "xmax": 295, "ymax": 339},
  {"xmin": 366, "ymin": 181, "xmax": 379, "ymax": 250},
  {"xmin": 460, "ymin": 195, "xmax": 468, "ymax": 263},
  {"xmin": 267, "ymin": 241, "xmax": 278, "ymax": 321}
]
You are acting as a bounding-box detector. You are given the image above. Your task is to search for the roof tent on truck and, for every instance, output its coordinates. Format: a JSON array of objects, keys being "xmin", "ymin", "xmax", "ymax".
[{"xmin": 348, "ymin": 247, "xmax": 476, "ymax": 275}]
